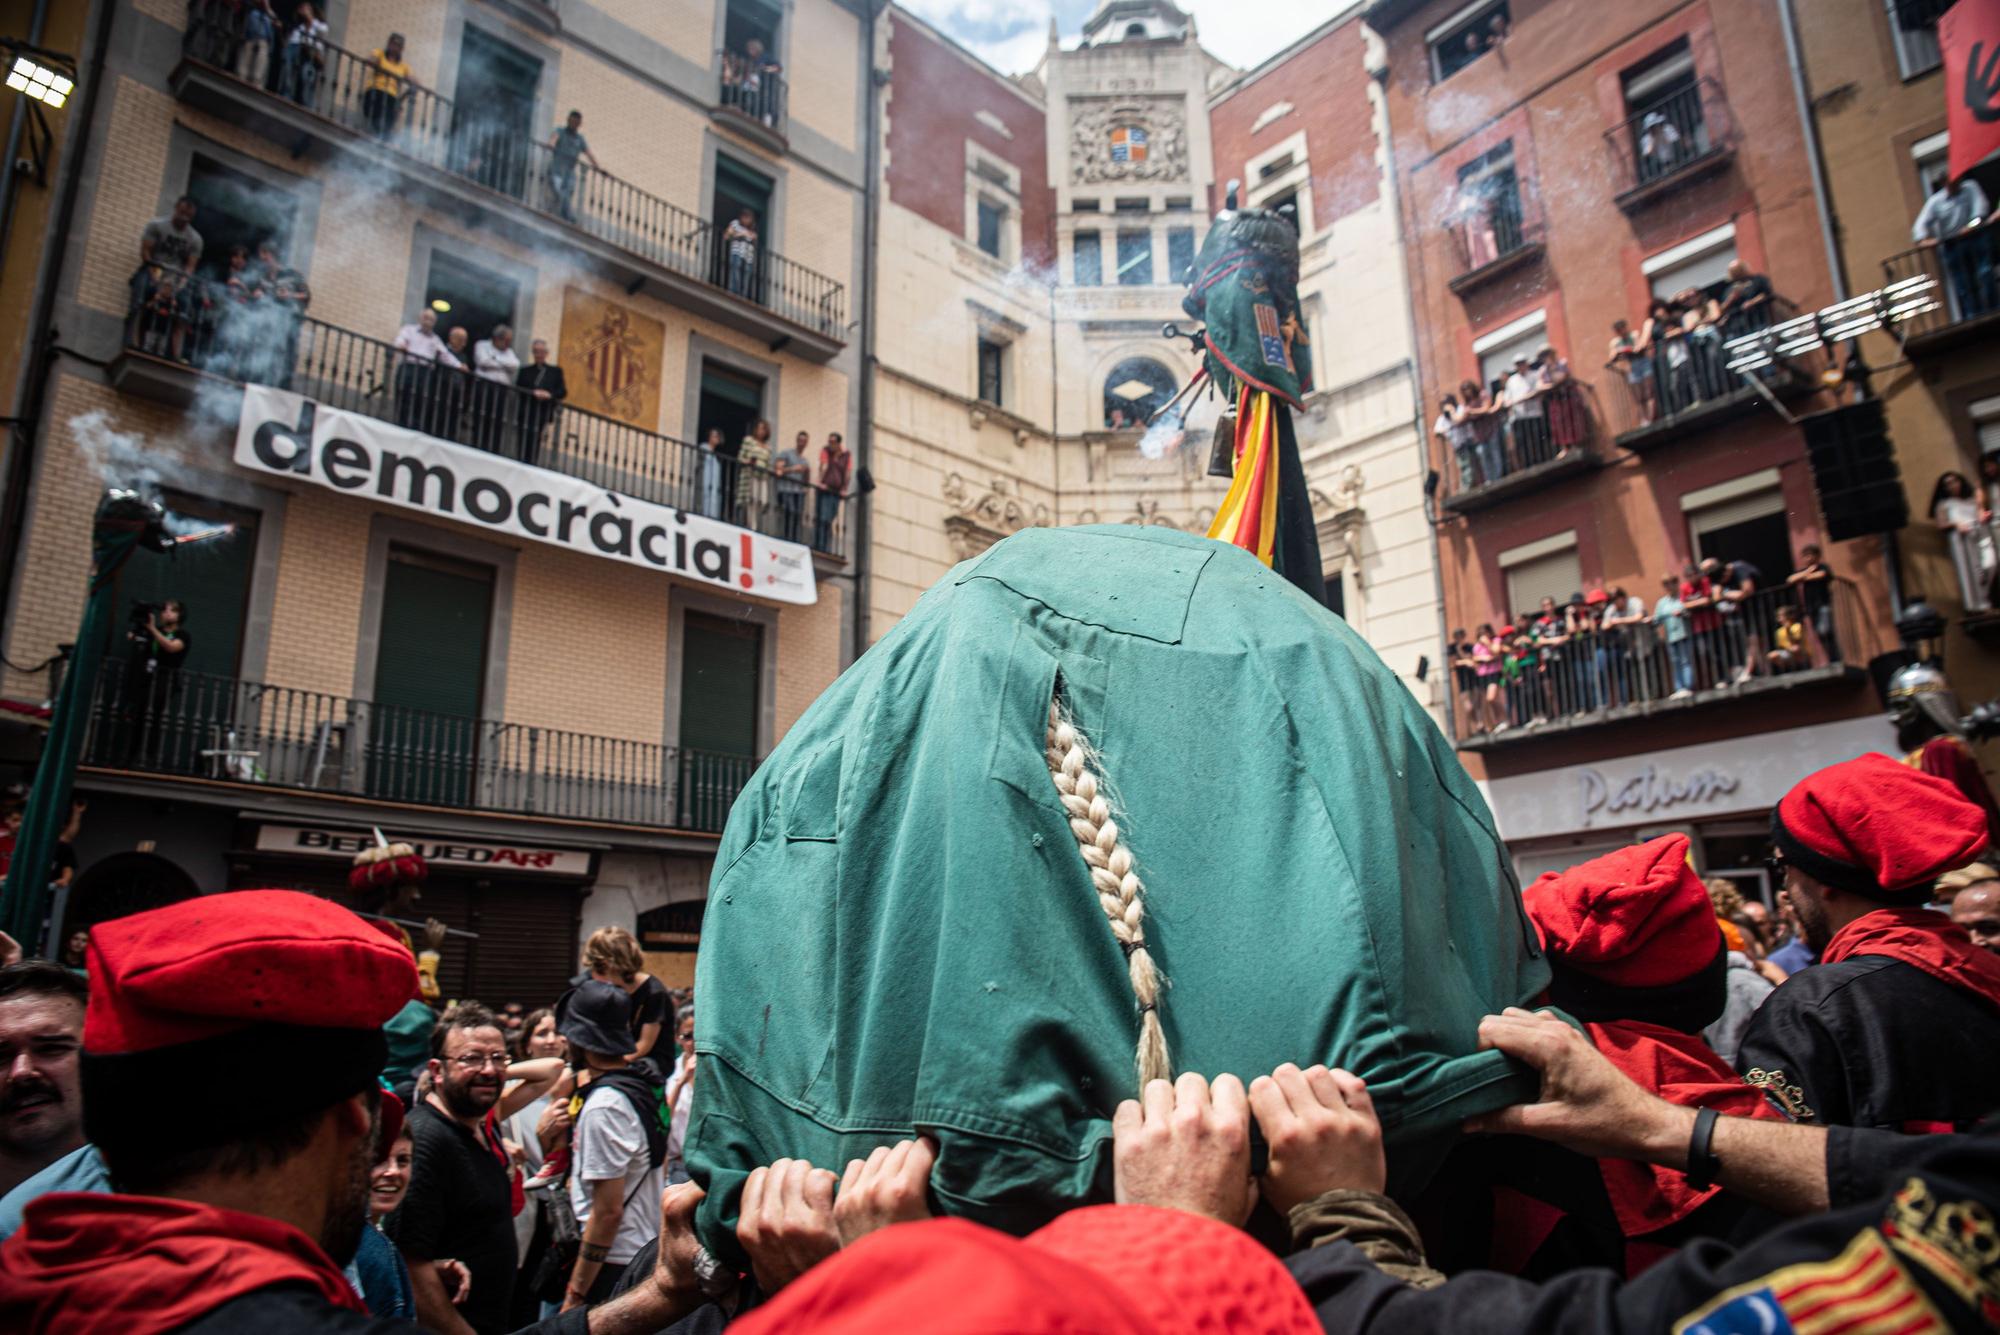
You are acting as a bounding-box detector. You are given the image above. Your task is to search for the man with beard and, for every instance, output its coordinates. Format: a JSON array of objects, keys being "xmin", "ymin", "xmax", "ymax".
[
  {"xmin": 1738, "ymin": 753, "xmax": 2000, "ymax": 1129},
  {"xmin": 386, "ymin": 1002, "xmax": 522, "ymax": 1334},
  {"xmin": 0, "ymin": 891, "xmax": 713, "ymax": 1334},
  {"xmin": 0, "ymin": 963, "xmax": 85, "ymax": 1197}
]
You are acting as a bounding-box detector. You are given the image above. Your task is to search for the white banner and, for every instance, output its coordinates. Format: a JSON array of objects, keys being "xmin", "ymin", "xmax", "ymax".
[
  {"xmin": 234, "ymin": 385, "xmax": 817, "ymax": 605},
  {"xmin": 253, "ymin": 823, "xmax": 595, "ymax": 876}
]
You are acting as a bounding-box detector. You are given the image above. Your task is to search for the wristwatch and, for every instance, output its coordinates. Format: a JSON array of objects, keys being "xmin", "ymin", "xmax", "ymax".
[{"xmin": 1685, "ymin": 1106, "xmax": 1722, "ymax": 1191}]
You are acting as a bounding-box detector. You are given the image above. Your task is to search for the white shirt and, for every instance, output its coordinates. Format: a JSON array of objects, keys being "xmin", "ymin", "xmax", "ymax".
[
  {"xmin": 393, "ymin": 324, "xmax": 462, "ymax": 368},
  {"xmin": 507, "ymin": 1092, "xmax": 551, "ymax": 1263},
  {"xmin": 1504, "ymin": 370, "xmax": 1543, "ymax": 418},
  {"xmin": 473, "ymin": 338, "xmax": 520, "ymax": 385},
  {"xmin": 569, "ymin": 1083, "xmax": 663, "ymax": 1266}
]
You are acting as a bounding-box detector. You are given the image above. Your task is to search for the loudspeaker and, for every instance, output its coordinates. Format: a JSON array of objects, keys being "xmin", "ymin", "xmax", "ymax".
[{"xmin": 1800, "ymin": 400, "xmax": 1908, "ymax": 542}]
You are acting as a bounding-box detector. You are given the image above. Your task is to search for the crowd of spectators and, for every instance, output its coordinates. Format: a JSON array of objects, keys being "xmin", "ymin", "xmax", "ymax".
[
  {"xmin": 1449, "ymin": 545, "xmax": 1841, "ymax": 737},
  {"xmin": 1930, "ymin": 462, "xmax": 2000, "ymax": 615},
  {"xmin": 1430, "ymin": 345, "xmax": 1587, "ymax": 493},
  {"xmin": 1601, "ymin": 259, "xmax": 1777, "ymax": 428}
]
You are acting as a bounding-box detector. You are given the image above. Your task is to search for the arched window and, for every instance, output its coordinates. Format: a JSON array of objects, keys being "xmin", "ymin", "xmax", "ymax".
[
  {"xmin": 1125, "ymin": 22, "xmax": 1148, "ymax": 39},
  {"xmin": 1103, "ymin": 358, "xmax": 1177, "ymax": 429}
]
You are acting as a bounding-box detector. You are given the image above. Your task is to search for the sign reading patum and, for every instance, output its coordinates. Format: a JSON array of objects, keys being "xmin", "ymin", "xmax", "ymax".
[
  {"xmin": 1070, "ymin": 97, "xmax": 1189, "ymax": 184},
  {"xmin": 1580, "ymin": 765, "xmax": 1740, "ymax": 828}
]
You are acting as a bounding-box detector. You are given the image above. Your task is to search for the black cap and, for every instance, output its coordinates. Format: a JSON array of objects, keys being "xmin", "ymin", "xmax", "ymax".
[{"xmin": 557, "ymin": 979, "xmax": 634, "ymax": 1058}]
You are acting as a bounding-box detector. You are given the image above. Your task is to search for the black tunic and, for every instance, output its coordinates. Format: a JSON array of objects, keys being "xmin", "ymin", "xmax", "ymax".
[
  {"xmin": 1289, "ymin": 1124, "xmax": 2000, "ymax": 1335},
  {"xmin": 1734, "ymin": 958, "xmax": 2000, "ymax": 1130}
]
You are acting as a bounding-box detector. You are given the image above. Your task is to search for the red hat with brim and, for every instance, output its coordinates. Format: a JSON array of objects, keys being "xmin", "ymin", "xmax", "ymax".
[
  {"xmin": 83, "ymin": 890, "xmax": 417, "ymax": 1160},
  {"xmin": 1772, "ymin": 753, "xmax": 1990, "ymax": 900},
  {"xmin": 733, "ymin": 1206, "xmax": 1320, "ymax": 1335}
]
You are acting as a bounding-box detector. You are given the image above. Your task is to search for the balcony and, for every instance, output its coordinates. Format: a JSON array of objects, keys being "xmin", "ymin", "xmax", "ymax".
[
  {"xmin": 1604, "ymin": 297, "xmax": 1818, "ymax": 451},
  {"xmin": 1603, "ymin": 80, "xmax": 1737, "ymax": 214},
  {"xmin": 1447, "ymin": 194, "xmax": 1545, "ymax": 297},
  {"xmin": 84, "ymin": 666, "xmax": 755, "ymax": 833},
  {"xmin": 1882, "ymin": 227, "xmax": 2000, "ymax": 357},
  {"xmin": 111, "ymin": 263, "xmax": 850, "ymax": 560},
  {"xmin": 172, "ymin": 14, "xmax": 845, "ymax": 359},
  {"xmin": 712, "ymin": 51, "xmax": 788, "ymax": 152},
  {"xmin": 1440, "ymin": 380, "xmax": 1604, "ymax": 514},
  {"xmin": 1453, "ymin": 582, "xmax": 1877, "ymax": 751}
]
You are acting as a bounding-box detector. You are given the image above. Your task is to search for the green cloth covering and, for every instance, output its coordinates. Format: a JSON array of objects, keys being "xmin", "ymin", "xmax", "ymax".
[
  {"xmin": 1181, "ymin": 211, "xmax": 1310, "ymax": 408},
  {"xmin": 688, "ymin": 525, "xmax": 1548, "ymax": 1262},
  {"xmin": 381, "ymin": 998, "xmax": 436, "ymax": 1085}
]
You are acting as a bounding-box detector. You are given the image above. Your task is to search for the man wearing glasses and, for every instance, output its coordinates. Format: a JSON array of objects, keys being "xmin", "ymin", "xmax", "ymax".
[
  {"xmin": 385, "ymin": 1002, "xmax": 520, "ymax": 1334},
  {"xmin": 1736, "ymin": 753, "xmax": 2000, "ymax": 1133}
]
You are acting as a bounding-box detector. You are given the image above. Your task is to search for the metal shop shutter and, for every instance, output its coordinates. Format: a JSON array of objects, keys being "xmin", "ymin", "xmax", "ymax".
[{"xmin": 462, "ymin": 882, "xmax": 582, "ymax": 1010}]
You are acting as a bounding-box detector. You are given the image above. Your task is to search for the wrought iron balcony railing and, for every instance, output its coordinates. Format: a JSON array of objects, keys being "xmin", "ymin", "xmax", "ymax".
[
  {"xmin": 1449, "ymin": 188, "xmax": 1544, "ymax": 290},
  {"xmin": 179, "ymin": 7, "xmax": 844, "ymax": 340},
  {"xmin": 123, "ymin": 262, "xmax": 849, "ymax": 558},
  {"xmin": 1881, "ymin": 228, "xmax": 2000, "ymax": 350},
  {"xmin": 87, "ymin": 665, "xmax": 757, "ymax": 833},
  {"xmin": 714, "ymin": 50, "xmax": 788, "ymax": 145},
  {"xmin": 1603, "ymin": 79, "xmax": 1737, "ymax": 208},
  {"xmin": 1602, "ymin": 294, "xmax": 1806, "ymax": 443},
  {"xmin": 1450, "ymin": 580, "xmax": 1875, "ymax": 748},
  {"xmin": 1440, "ymin": 379, "xmax": 1601, "ymax": 512}
]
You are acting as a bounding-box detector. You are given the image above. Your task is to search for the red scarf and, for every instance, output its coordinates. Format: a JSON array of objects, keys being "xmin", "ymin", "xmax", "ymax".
[
  {"xmin": 0, "ymin": 1192, "xmax": 365, "ymax": 1333},
  {"xmin": 1585, "ymin": 1021, "xmax": 1787, "ymax": 1242},
  {"xmin": 1821, "ymin": 906, "xmax": 2000, "ymax": 1010}
]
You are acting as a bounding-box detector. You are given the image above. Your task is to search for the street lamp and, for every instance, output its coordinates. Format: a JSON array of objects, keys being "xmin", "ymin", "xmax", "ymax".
[{"xmin": 1, "ymin": 40, "xmax": 78, "ymax": 186}]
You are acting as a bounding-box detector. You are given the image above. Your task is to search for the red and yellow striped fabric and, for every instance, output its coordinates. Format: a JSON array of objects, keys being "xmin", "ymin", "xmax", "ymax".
[{"xmin": 1205, "ymin": 386, "xmax": 1279, "ymax": 567}]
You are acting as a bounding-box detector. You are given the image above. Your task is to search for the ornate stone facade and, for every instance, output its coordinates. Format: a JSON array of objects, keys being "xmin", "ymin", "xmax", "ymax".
[{"xmin": 1069, "ymin": 98, "xmax": 1190, "ymax": 183}]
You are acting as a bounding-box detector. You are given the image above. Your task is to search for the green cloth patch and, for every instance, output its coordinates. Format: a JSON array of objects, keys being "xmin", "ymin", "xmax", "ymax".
[{"xmin": 689, "ymin": 525, "xmax": 1546, "ymax": 1261}]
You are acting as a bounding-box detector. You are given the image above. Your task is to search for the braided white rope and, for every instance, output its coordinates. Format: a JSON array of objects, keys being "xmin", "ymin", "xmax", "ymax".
[{"xmin": 1045, "ymin": 696, "xmax": 1171, "ymax": 1088}]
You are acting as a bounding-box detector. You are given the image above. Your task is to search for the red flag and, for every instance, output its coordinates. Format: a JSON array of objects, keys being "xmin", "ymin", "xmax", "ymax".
[{"xmin": 1943, "ymin": 0, "xmax": 2000, "ymax": 183}]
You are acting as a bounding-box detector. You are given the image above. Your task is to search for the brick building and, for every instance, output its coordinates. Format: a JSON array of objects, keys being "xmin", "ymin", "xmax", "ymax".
[
  {"xmin": 1368, "ymin": 0, "xmax": 1901, "ymax": 886},
  {"xmin": 868, "ymin": 0, "xmax": 1446, "ymax": 714},
  {"xmin": 0, "ymin": 0, "xmax": 870, "ymax": 996}
]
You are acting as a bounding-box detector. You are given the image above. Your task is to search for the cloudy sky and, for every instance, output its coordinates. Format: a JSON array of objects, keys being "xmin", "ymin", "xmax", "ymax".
[{"xmin": 898, "ymin": 0, "xmax": 1337, "ymax": 77}]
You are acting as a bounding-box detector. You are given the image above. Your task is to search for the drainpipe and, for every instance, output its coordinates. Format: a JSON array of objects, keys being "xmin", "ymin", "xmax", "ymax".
[
  {"xmin": 850, "ymin": 2, "xmax": 885, "ymax": 666},
  {"xmin": 0, "ymin": 0, "xmax": 50, "ymax": 278},
  {"xmin": 0, "ymin": 0, "xmax": 110, "ymax": 637}
]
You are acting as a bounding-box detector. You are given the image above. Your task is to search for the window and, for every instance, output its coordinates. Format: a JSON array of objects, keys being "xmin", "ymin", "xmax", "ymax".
[
  {"xmin": 1973, "ymin": 395, "xmax": 2000, "ymax": 457},
  {"xmin": 679, "ymin": 611, "xmax": 762, "ymax": 759},
  {"xmin": 370, "ymin": 546, "xmax": 495, "ymax": 805},
  {"xmin": 425, "ymin": 251, "xmax": 519, "ymax": 352},
  {"xmin": 1473, "ymin": 309, "xmax": 1546, "ymax": 395},
  {"xmin": 1453, "ymin": 141, "xmax": 1525, "ymax": 266},
  {"xmin": 1323, "ymin": 572, "xmax": 1346, "ymax": 619},
  {"xmin": 1257, "ymin": 152, "xmax": 1295, "ymax": 182},
  {"xmin": 1165, "ymin": 196, "xmax": 1192, "ymax": 211},
  {"xmin": 697, "ymin": 360, "xmax": 768, "ymax": 461},
  {"xmin": 185, "ymin": 154, "xmax": 298, "ymax": 283},
  {"xmin": 1428, "ymin": 1, "xmax": 1510, "ymax": 83},
  {"xmin": 1263, "ymin": 189, "xmax": 1299, "ymax": 226},
  {"xmin": 1621, "ymin": 40, "xmax": 1710, "ymax": 185},
  {"xmin": 1075, "ymin": 198, "xmax": 1101, "ymax": 212},
  {"xmin": 1915, "ymin": 131, "xmax": 1951, "ymax": 199},
  {"xmin": 977, "ymin": 338, "xmax": 1004, "ymax": 406},
  {"xmin": 1166, "ymin": 227, "xmax": 1195, "ymax": 284},
  {"xmin": 115, "ymin": 493, "xmax": 260, "ymax": 678},
  {"xmin": 1115, "ymin": 197, "xmax": 1150, "ymax": 213},
  {"xmin": 1074, "ymin": 230, "xmax": 1103, "ymax": 286},
  {"xmin": 713, "ymin": 154, "xmax": 775, "ymax": 300},
  {"xmin": 452, "ymin": 27, "xmax": 543, "ymax": 199},
  {"xmin": 1644, "ymin": 223, "xmax": 1737, "ymax": 300},
  {"xmin": 976, "ymin": 198, "xmax": 1005, "ymax": 259},
  {"xmin": 1116, "ymin": 230, "xmax": 1153, "ymax": 285},
  {"xmin": 1103, "ymin": 357, "xmax": 1177, "ymax": 428},
  {"xmin": 1500, "ymin": 533, "xmax": 1580, "ymax": 615},
  {"xmin": 1888, "ymin": 0, "xmax": 1945, "ymax": 80},
  {"xmin": 1684, "ymin": 470, "xmax": 1792, "ymax": 583}
]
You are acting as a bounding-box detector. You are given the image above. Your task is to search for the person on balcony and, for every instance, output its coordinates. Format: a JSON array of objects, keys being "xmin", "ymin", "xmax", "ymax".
[
  {"xmin": 1642, "ymin": 296, "xmax": 1694, "ymax": 416},
  {"xmin": 391, "ymin": 307, "xmax": 462, "ymax": 434},
  {"xmin": 815, "ymin": 431, "xmax": 851, "ymax": 552},
  {"xmin": 545, "ymin": 111, "xmax": 600, "ymax": 224},
  {"xmin": 724, "ymin": 209, "xmax": 759, "ymax": 299},
  {"xmin": 1914, "ymin": 173, "xmax": 1994, "ymax": 321},
  {"xmin": 1606, "ymin": 318, "xmax": 1655, "ymax": 427},
  {"xmin": 237, "ymin": 0, "xmax": 278, "ymax": 90},
  {"xmin": 727, "ymin": 38, "xmax": 782, "ymax": 126},
  {"xmin": 1716, "ymin": 260, "xmax": 1773, "ymax": 339},
  {"xmin": 117, "ymin": 600, "xmax": 189, "ymax": 770},
  {"xmin": 278, "ymin": 4, "xmax": 327, "ymax": 106},
  {"xmin": 1535, "ymin": 344, "xmax": 1583, "ymax": 456},
  {"xmin": 1931, "ymin": 470, "xmax": 1996, "ymax": 615},
  {"xmin": 1653, "ymin": 574, "xmax": 1695, "ymax": 700},
  {"xmin": 1600, "ymin": 584, "xmax": 1650, "ymax": 707},
  {"xmin": 1785, "ymin": 544, "xmax": 1840, "ymax": 664},
  {"xmin": 363, "ymin": 33, "xmax": 413, "ymax": 142},
  {"xmin": 1703, "ymin": 555, "xmax": 1764, "ymax": 687},
  {"xmin": 773, "ymin": 431, "xmax": 810, "ymax": 545},
  {"xmin": 133, "ymin": 196, "xmax": 204, "ymax": 363},
  {"xmin": 260, "ymin": 242, "xmax": 310, "ymax": 390},
  {"xmin": 1502, "ymin": 355, "xmax": 1549, "ymax": 469},
  {"xmin": 471, "ymin": 325, "xmax": 520, "ymax": 455},
  {"xmin": 735, "ymin": 418, "xmax": 773, "ymax": 529},
  {"xmin": 1453, "ymin": 378, "xmax": 1504, "ymax": 486},
  {"xmin": 695, "ymin": 427, "xmax": 725, "ymax": 519},
  {"xmin": 1678, "ymin": 561, "xmax": 1721, "ymax": 690},
  {"xmin": 1678, "ymin": 287, "xmax": 1726, "ymax": 400},
  {"xmin": 514, "ymin": 338, "xmax": 566, "ymax": 467},
  {"xmin": 1432, "ymin": 393, "xmax": 1472, "ymax": 492},
  {"xmin": 1637, "ymin": 108, "xmax": 1684, "ymax": 180},
  {"xmin": 431, "ymin": 326, "xmax": 473, "ymax": 442}
]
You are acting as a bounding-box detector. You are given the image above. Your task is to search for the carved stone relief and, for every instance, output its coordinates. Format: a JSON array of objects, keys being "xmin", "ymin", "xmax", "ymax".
[
  {"xmin": 941, "ymin": 472, "xmax": 1050, "ymax": 560},
  {"xmin": 1069, "ymin": 97, "xmax": 1189, "ymax": 184}
]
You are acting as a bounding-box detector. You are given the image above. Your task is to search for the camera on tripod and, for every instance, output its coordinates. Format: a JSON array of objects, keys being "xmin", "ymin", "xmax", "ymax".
[{"xmin": 127, "ymin": 601, "xmax": 163, "ymax": 638}]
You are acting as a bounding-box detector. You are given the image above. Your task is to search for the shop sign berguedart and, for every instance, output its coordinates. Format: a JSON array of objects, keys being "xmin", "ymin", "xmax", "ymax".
[
  {"xmin": 233, "ymin": 384, "xmax": 816, "ymax": 605},
  {"xmin": 252, "ymin": 823, "xmax": 594, "ymax": 877}
]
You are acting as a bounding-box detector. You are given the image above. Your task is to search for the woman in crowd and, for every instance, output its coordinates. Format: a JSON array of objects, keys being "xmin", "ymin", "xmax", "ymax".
[
  {"xmin": 1470, "ymin": 624, "xmax": 1501, "ymax": 735},
  {"xmin": 1642, "ymin": 296, "xmax": 1693, "ymax": 415},
  {"xmin": 1607, "ymin": 317, "xmax": 1656, "ymax": 427},
  {"xmin": 1933, "ymin": 469, "xmax": 1996, "ymax": 613},
  {"xmin": 507, "ymin": 1007, "xmax": 569, "ymax": 1322}
]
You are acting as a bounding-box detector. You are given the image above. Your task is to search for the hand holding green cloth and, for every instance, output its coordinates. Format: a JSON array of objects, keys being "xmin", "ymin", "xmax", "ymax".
[{"xmin": 688, "ymin": 526, "xmax": 1547, "ymax": 1262}]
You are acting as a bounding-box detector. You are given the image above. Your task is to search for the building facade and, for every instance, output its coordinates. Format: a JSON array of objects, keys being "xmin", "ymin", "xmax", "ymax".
[
  {"xmin": 1369, "ymin": 0, "xmax": 1900, "ymax": 889},
  {"xmin": 1792, "ymin": 1, "xmax": 2000, "ymax": 706},
  {"xmin": 869, "ymin": 0, "xmax": 1446, "ymax": 713},
  {"xmin": 0, "ymin": 0, "xmax": 870, "ymax": 996}
]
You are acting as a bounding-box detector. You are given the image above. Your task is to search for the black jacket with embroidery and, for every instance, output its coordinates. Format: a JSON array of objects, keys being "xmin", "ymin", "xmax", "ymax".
[
  {"xmin": 1734, "ymin": 957, "xmax": 2000, "ymax": 1130},
  {"xmin": 1288, "ymin": 1125, "xmax": 2000, "ymax": 1334}
]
